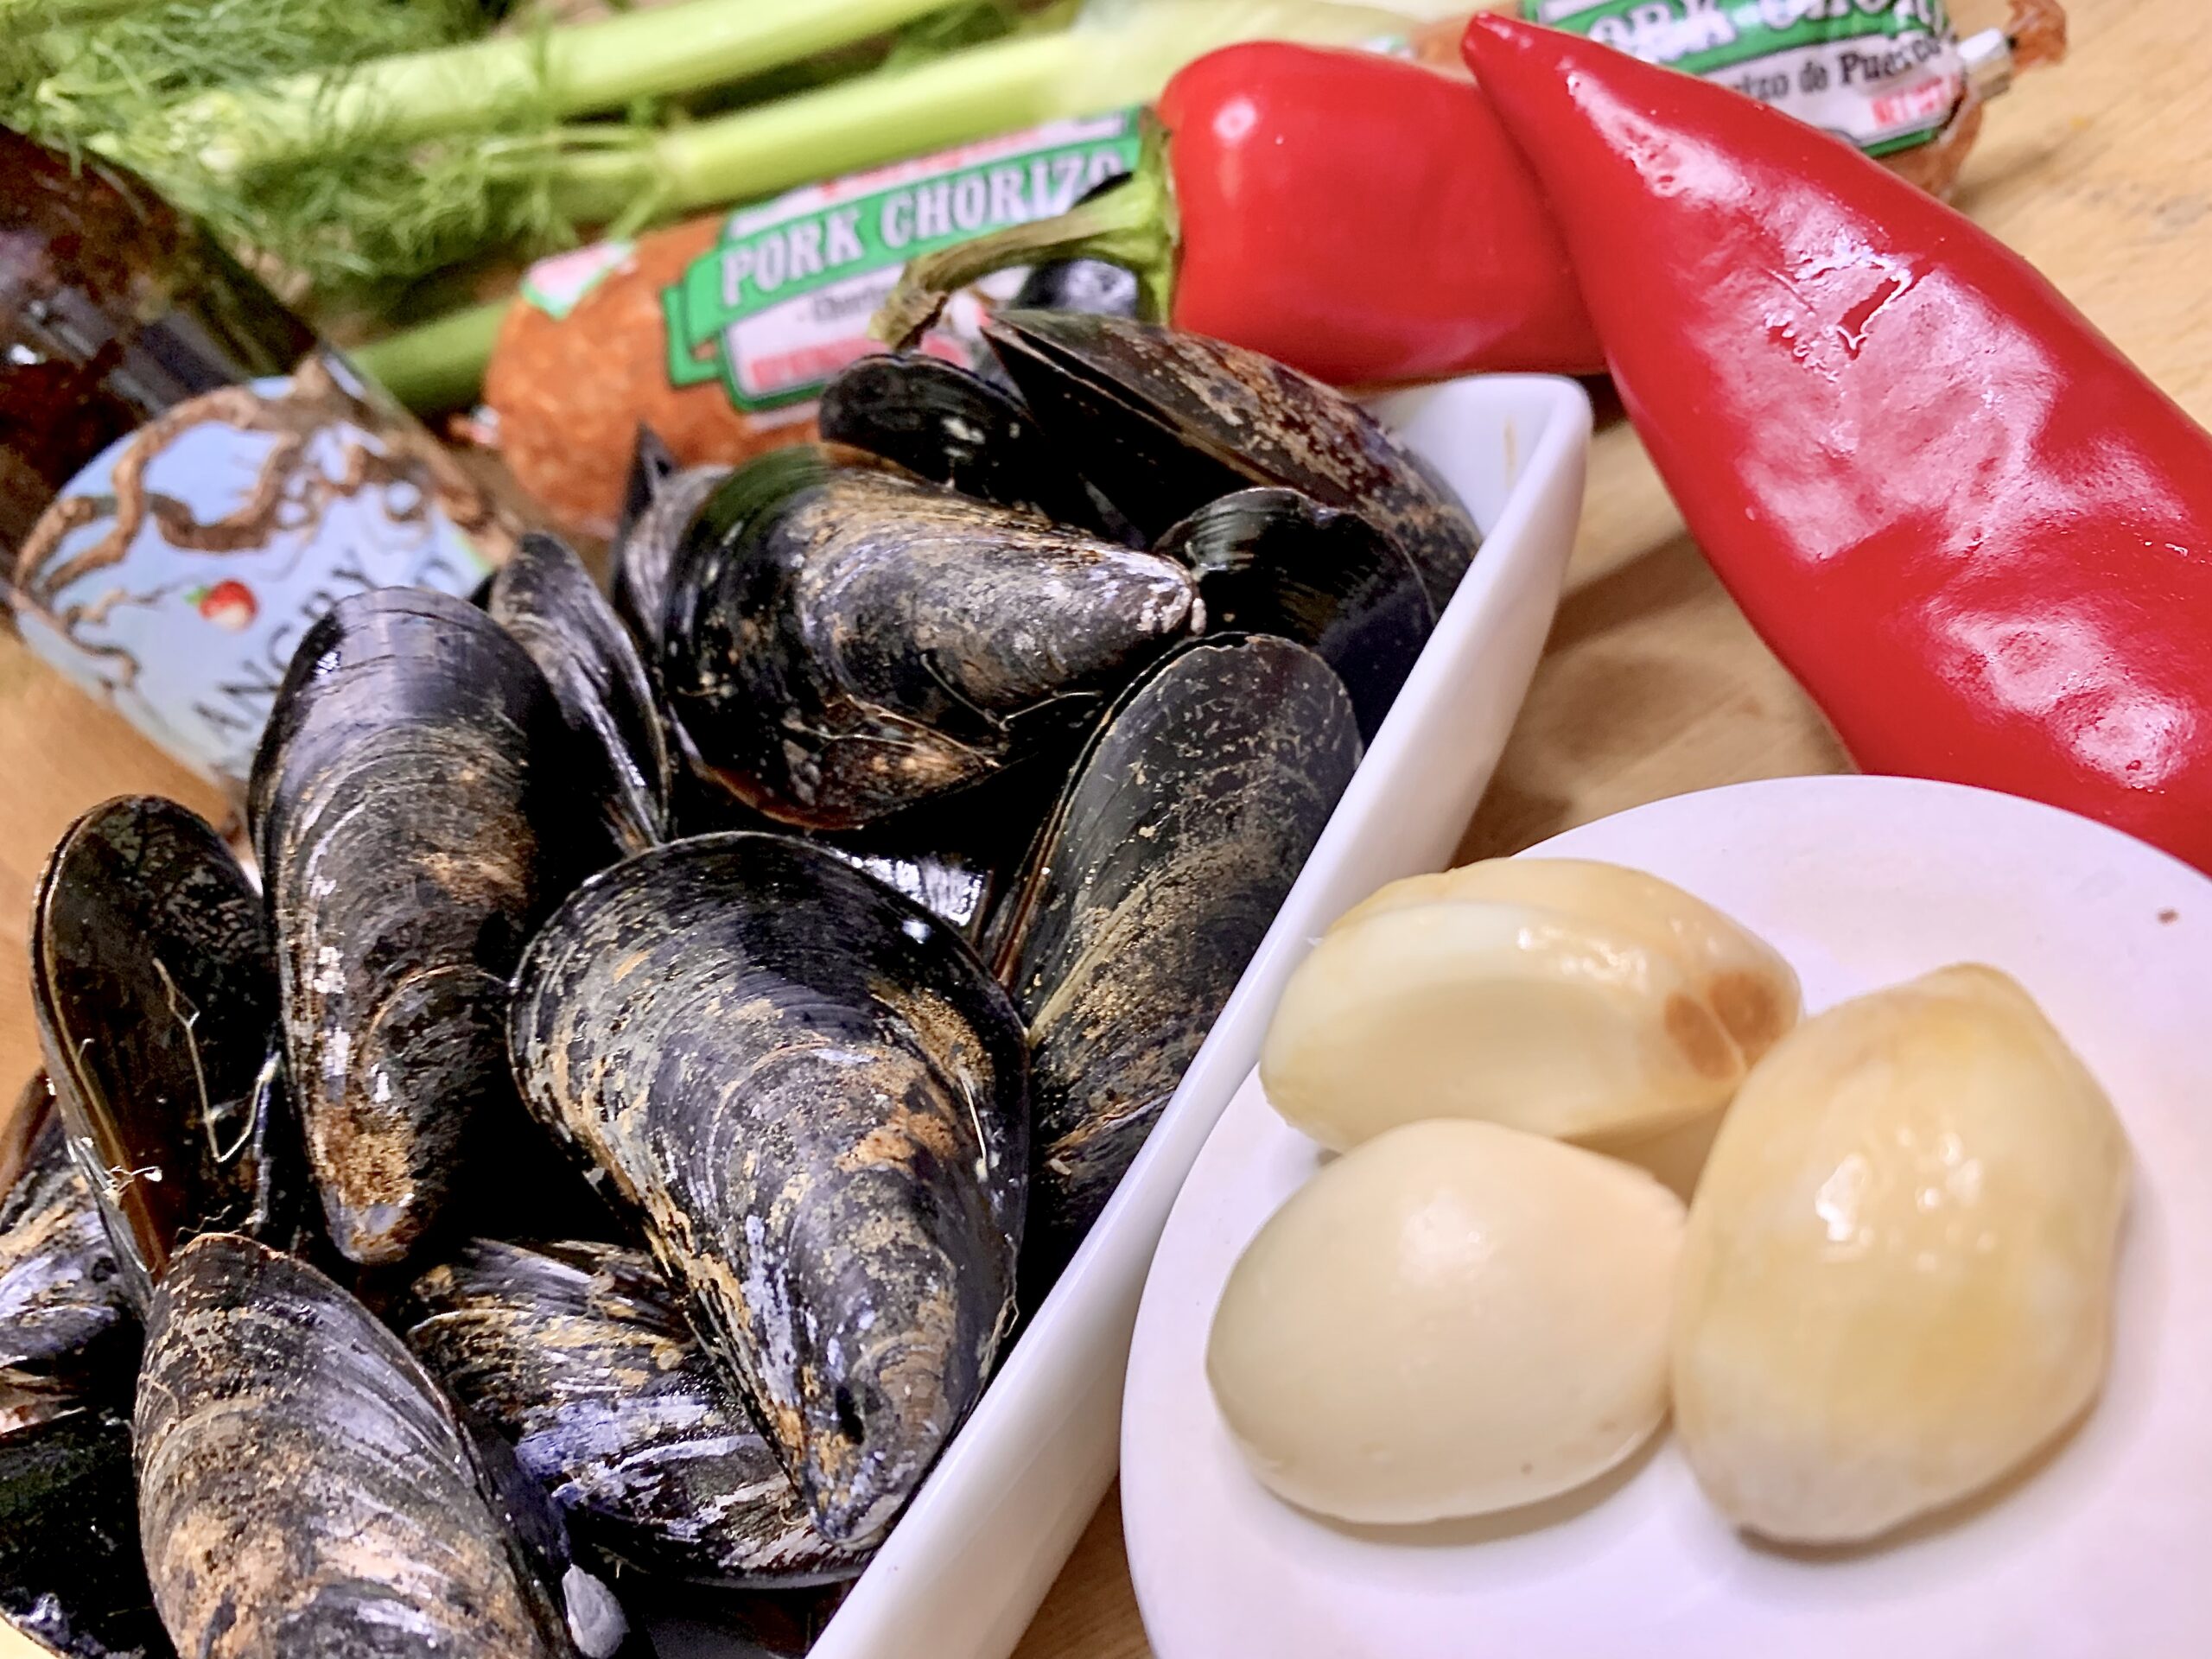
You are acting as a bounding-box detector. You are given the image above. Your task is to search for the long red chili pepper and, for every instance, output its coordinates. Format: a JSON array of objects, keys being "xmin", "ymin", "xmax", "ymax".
[
  {"xmin": 1462, "ymin": 15, "xmax": 2212, "ymax": 873},
  {"xmin": 874, "ymin": 41, "xmax": 1605, "ymax": 385}
]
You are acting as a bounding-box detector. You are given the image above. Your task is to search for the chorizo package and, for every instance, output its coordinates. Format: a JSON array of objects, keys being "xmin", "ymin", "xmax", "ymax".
[
  {"xmin": 1511, "ymin": 0, "xmax": 2068, "ymax": 197},
  {"xmin": 485, "ymin": 111, "xmax": 1142, "ymax": 537}
]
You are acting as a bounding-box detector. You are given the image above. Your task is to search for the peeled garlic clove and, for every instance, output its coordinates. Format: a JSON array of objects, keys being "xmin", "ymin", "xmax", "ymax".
[
  {"xmin": 1207, "ymin": 1119, "xmax": 1683, "ymax": 1523},
  {"xmin": 1338, "ymin": 859, "xmax": 1800, "ymax": 1064},
  {"xmin": 1261, "ymin": 898, "xmax": 1745, "ymax": 1148},
  {"xmin": 1673, "ymin": 963, "xmax": 2129, "ymax": 1545}
]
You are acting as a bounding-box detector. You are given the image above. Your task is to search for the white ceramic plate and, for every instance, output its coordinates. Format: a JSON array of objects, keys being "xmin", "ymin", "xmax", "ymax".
[
  {"xmin": 652, "ymin": 374, "xmax": 1592, "ymax": 1659},
  {"xmin": 1122, "ymin": 775, "xmax": 2212, "ymax": 1659}
]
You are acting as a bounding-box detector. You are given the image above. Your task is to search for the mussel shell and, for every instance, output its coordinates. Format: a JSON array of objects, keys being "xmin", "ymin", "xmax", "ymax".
[
  {"xmin": 611, "ymin": 429, "xmax": 730, "ymax": 657},
  {"xmin": 1010, "ymin": 255, "xmax": 1142, "ymax": 320},
  {"xmin": 509, "ymin": 833, "xmax": 1028, "ymax": 1543},
  {"xmin": 821, "ymin": 759, "xmax": 1071, "ymax": 944},
  {"xmin": 990, "ymin": 636, "xmax": 1361, "ymax": 1276},
  {"xmin": 671, "ymin": 725, "xmax": 1084, "ymax": 949},
  {"xmin": 465, "ymin": 1409, "xmax": 640, "ymax": 1659},
  {"xmin": 819, "ymin": 842, "xmax": 994, "ymax": 943},
  {"xmin": 30, "ymin": 797, "xmax": 299, "ymax": 1305},
  {"xmin": 0, "ymin": 1081, "xmax": 134, "ymax": 1402},
  {"xmin": 983, "ymin": 310, "xmax": 1482, "ymax": 607},
  {"xmin": 409, "ymin": 1238, "xmax": 868, "ymax": 1586},
  {"xmin": 1005, "ymin": 174, "xmax": 1144, "ymax": 324},
  {"xmin": 968, "ymin": 175, "xmax": 1147, "ymax": 452},
  {"xmin": 249, "ymin": 588, "xmax": 613, "ymax": 1267},
  {"xmin": 1156, "ymin": 487, "xmax": 1435, "ymax": 742},
  {"xmin": 136, "ymin": 1233, "xmax": 594, "ymax": 1659},
  {"xmin": 662, "ymin": 447, "xmax": 1199, "ymax": 830},
  {"xmin": 0, "ymin": 1403, "xmax": 169, "ymax": 1658},
  {"xmin": 613, "ymin": 427, "xmax": 680, "ymax": 561},
  {"xmin": 817, "ymin": 353, "xmax": 1103, "ymax": 530},
  {"xmin": 489, "ymin": 533, "xmax": 675, "ymax": 854},
  {"xmin": 671, "ymin": 762, "xmax": 1055, "ymax": 945}
]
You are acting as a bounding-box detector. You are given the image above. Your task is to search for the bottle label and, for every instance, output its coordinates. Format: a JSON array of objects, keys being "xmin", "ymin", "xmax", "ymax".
[
  {"xmin": 652, "ymin": 110, "xmax": 1143, "ymax": 415},
  {"xmin": 1523, "ymin": 0, "xmax": 1964, "ymax": 156},
  {"xmin": 8, "ymin": 353, "xmax": 508, "ymax": 790}
]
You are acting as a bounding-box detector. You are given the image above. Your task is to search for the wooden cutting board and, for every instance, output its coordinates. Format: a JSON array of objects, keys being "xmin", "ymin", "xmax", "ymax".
[{"xmin": 2, "ymin": 0, "xmax": 2206, "ymax": 1653}]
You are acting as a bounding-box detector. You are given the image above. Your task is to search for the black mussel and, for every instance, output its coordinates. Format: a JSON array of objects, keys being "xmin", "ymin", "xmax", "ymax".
[
  {"xmin": 0, "ymin": 1079, "xmax": 134, "ymax": 1406},
  {"xmin": 249, "ymin": 588, "xmax": 613, "ymax": 1266},
  {"xmin": 989, "ymin": 636, "xmax": 1361, "ymax": 1276},
  {"xmin": 983, "ymin": 310, "xmax": 1482, "ymax": 607},
  {"xmin": 662, "ymin": 447, "xmax": 1200, "ymax": 831},
  {"xmin": 817, "ymin": 758, "xmax": 1069, "ymax": 944},
  {"xmin": 969, "ymin": 173, "xmax": 1145, "ymax": 404},
  {"xmin": 1005, "ymin": 174, "xmax": 1144, "ymax": 325},
  {"xmin": 30, "ymin": 798, "xmax": 301, "ymax": 1306},
  {"xmin": 466, "ymin": 1402, "xmax": 641, "ymax": 1659},
  {"xmin": 137, "ymin": 1232, "xmax": 626, "ymax": 1659},
  {"xmin": 1155, "ymin": 487, "xmax": 1435, "ymax": 742},
  {"xmin": 1011, "ymin": 254, "xmax": 1142, "ymax": 320},
  {"xmin": 611, "ymin": 429, "xmax": 730, "ymax": 657},
  {"xmin": 613, "ymin": 427, "xmax": 680, "ymax": 560},
  {"xmin": 410, "ymin": 1238, "xmax": 868, "ymax": 1586},
  {"xmin": 817, "ymin": 353, "xmax": 1102, "ymax": 530},
  {"xmin": 965, "ymin": 176, "xmax": 1147, "ymax": 456},
  {"xmin": 671, "ymin": 767, "xmax": 1039, "ymax": 945},
  {"xmin": 510, "ymin": 834, "xmax": 1027, "ymax": 1543},
  {"xmin": 0, "ymin": 1402, "xmax": 170, "ymax": 1658},
  {"xmin": 671, "ymin": 710, "xmax": 1074, "ymax": 944},
  {"xmin": 818, "ymin": 842, "xmax": 994, "ymax": 942},
  {"xmin": 489, "ymin": 533, "xmax": 675, "ymax": 854},
  {"xmin": 670, "ymin": 725, "xmax": 1065, "ymax": 946}
]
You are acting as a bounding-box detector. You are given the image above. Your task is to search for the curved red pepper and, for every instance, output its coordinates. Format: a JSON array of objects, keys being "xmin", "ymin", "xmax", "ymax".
[
  {"xmin": 875, "ymin": 42, "xmax": 1605, "ymax": 385},
  {"xmin": 1464, "ymin": 16, "xmax": 2212, "ymax": 872}
]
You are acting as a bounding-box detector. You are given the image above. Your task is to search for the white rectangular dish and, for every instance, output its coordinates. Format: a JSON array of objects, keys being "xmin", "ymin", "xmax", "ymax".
[{"xmin": 659, "ymin": 372, "xmax": 1592, "ymax": 1659}]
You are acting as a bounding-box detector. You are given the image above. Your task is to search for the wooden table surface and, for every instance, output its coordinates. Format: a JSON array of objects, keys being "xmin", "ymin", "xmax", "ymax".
[
  {"xmin": 3, "ymin": 0, "xmax": 2207, "ymax": 1654},
  {"xmin": 1008, "ymin": 2, "xmax": 2212, "ymax": 1652}
]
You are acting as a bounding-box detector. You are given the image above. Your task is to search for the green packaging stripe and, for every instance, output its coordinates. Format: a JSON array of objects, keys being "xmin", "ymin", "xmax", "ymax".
[
  {"xmin": 660, "ymin": 111, "xmax": 1141, "ymax": 413},
  {"xmin": 1524, "ymin": 0, "xmax": 1962, "ymax": 155},
  {"xmin": 671, "ymin": 139, "xmax": 1128, "ymax": 348}
]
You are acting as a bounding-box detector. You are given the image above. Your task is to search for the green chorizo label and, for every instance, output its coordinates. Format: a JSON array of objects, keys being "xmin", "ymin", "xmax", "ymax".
[
  {"xmin": 655, "ymin": 111, "xmax": 1141, "ymax": 416},
  {"xmin": 1524, "ymin": 0, "xmax": 1964, "ymax": 156}
]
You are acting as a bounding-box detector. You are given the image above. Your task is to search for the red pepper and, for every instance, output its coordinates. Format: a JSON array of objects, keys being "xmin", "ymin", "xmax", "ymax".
[
  {"xmin": 1463, "ymin": 16, "xmax": 2212, "ymax": 874},
  {"xmin": 874, "ymin": 41, "xmax": 1605, "ymax": 386}
]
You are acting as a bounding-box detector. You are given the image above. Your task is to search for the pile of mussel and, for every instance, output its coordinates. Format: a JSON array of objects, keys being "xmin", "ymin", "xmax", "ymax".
[{"xmin": 0, "ymin": 312, "xmax": 1478, "ymax": 1656}]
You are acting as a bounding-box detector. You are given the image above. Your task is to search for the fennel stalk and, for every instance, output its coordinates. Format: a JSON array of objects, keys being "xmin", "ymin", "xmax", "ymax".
[
  {"xmin": 549, "ymin": 0, "xmax": 1437, "ymax": 221},
  {"xmin": 102, "ymin": 0, "xmax": 964, "ymax": 177}
]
